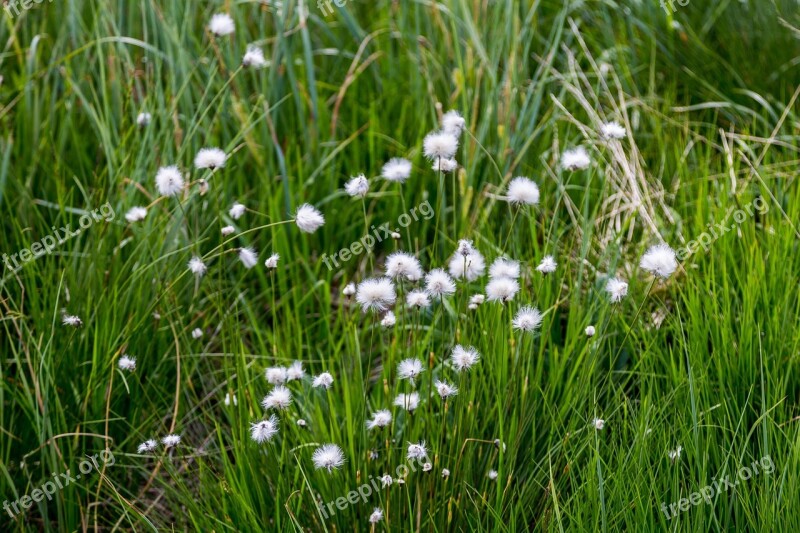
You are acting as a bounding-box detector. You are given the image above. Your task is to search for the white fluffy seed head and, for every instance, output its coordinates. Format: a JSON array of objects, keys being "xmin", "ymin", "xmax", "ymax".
[
  {"xmin": 155, "ymin": 166, "xmax": 184, "ymax": 197},
  {"xmin": 512, "ymin": 306, "xmax": 543, "ymax": 333},
  {"xmin": 489, "ymin": 258, "xmax": 521, "ymax": 280},
  {"xmin": 191, "ymin": 328, "xmax": 203, "ymax": 339},
  {"xmin": 137, "ymin": 439, "xmax": 158, "ymax": 453},
  {"xmin": 369, "ymin": 508, "xmax": 384, "ymax": 524},
  {"xmin": 432, "ymin": 158, "xmax": 458, "ymax": 172},
  {"xmin": 194, "ymin": 147, "xmax": 227, "ymax": 170},
  {"xmin": 407, "ymin": 441, "xmax": 428, "ymax": 460},
  {"xmin": 125, "ymin": 206, "xmax": 148, "ymax": 223},
  {"xmin": 342, "ymin": 282, "xmax": 356, "ymax": 296},
  {"xmin": 585, "ymin": 325, "xmax": 596, "ymax": 337},
  {"xmin": 312, "ymin": 443, "xmax": 345, "ymax": 472},
  {"xmin": 448, "ymin": 246, "xmax": 485, "ymax": 282},
  {"xmin": 344, "ymin": 174, "xmax": 369, "ymax": 198},
  {"xmin": 441, "ymin": 109, "xmax": 466, "ymax": 136},
  {"xmin": 294, "ymin": 204, "xmax": 325, "ymax": 233},
  {"xmin": 221, "ymin": 225, "xmax": 235, "ymax": 236},
  {"xmin": 593, "ymin": 418, "xmax": 605, "ymax": 430},
  {"xmin": 312, "ymin": 372, "xmax": 334, "ymax": 389},
  {"xmin": 161, "ymin": 434, "xmax": 181, "ymax": 448},
  {"xmin": 262, "ymin": 385, "xmax": 292, "ymax": 410},
  {"xmin": 423, "ymin": 130, "xmax": 458, "ymax": 160},
  {"xmin": 385, "ymin": 251, "xmax": 424, "ymax": 281},
  {"xmin": 397, "ymin": 358, "xmax": 424, "ymax": 382},
  {"xmin": 118, "ymin": 355, "xmax": 136, "ymax": 371},
  {"xmin": 406, "ymin": 290, "xmax": 431, "ymax": 308},
  {"xmin": 239, "ymin": 247, "xmax": 258, "ymax": 269},
  {"xmin": 286, "ymin": 361, "xmax": 305, "ymax": 381},
  {"xmin": 605, "ymin": 277, "xmax": 629, "ymax": 302},
  {"xmin": 561, "ymin": 146, "xmax": 591, "ymax": 171},
  {"xmin": 601, "ymin": 121, "xmax": 626, "ymax": 140},
  {"xmin": 485, "ymin": 277, "xmax": 519, "ymax": 303},
  {"xmin": 381, "ymin": 311, "xmax": 396, "ymax": 327},
  {"xmin": 451, "ymin": 345, "xmax": 480, "ymax": 372},
  {"xmin": 62, "ymin": 314, "xmax": 82, "ymax": 327},
  {"xmin": 640, "ymin": 243, "xmax": 678, "ymax": 279},
  {"xmin": 136, "ymin": 112, "xmax": 151, "ymax": 127},
  {"xmin": 188, "ymin": 257, "xmax": 207, "ymax": 277},
  {"xmin": 242, "ymin": 45, "xmax": 267, "ymax": 68},
  {"xmin": 424, "ymin": 269, "xmax": 456, "ymax": 298},
  {"xmin": 435, "ymin": 379, "xmax": 458, "ymax": 399},
  {"xmin": 265, "ymin": 367, "xmax": 288, "ymax": 385},
  {"xmin": 381, "ymin": 157, "xmax": 412, "ymax": 183},
  {"xmin": 488, "ymin": 470, "xmax": 498, "ymax": 480},
  {"xmin": 209, "ymin": 13, "xmax": 235, "ymax": 36},
  {"xmin": 265, "ymin": 253, "xmax": 279, "ymax": 269},
  {"xmin": 356, "ymin": 277, "xmax": 397, "ymax": 312},
  {"xmin": 367, "ymin": 409, "xmax": 392, "ymax": 430},
  {"xmin": 393, "ymin": 392, "xmax": 420, "ymax": 411},
  {"xmin": 250, "ymin": 415, "xmax": 279, "ymax": 444},
  {"xmin": 506, "ymin": 176, "xmax": 540, "ymax": 206},
  {"xmin": 229, "ymin": 202, "xmax": 246, "ymax": 220},
  {"xmin": 536, "ymin": 255, "xmax": 557, "ymax": 274}
]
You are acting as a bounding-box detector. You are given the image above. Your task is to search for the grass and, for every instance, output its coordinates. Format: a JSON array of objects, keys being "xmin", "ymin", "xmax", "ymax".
[{"xmin": 1, "ymin": 0, "xmax": 799, "ymax": 530}]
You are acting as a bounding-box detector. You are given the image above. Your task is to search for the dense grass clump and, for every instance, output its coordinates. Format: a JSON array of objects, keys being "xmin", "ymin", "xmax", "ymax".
[{"xmin": 1, "ymin": 1, "xmax": 799, "ymax": 531}]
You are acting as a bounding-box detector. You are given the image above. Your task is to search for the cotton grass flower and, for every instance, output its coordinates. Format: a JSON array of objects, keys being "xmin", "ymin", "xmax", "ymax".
[
  {"xmin": 668, "ymin": 446, "xmax": 683, "ymax": 463},
  {"xmin": 442, "ymin": 468, "xmax": 450, "ymax": 478},
  {"xmin": 469, "ymin": 294, "xmax": 485, "ymax": 307},
  {"xmin": 381, "ymin": 311, "xmax": 396, "ymax": 328},
  {"xmin": 286, "ymin": 361, "xmax": 305, "ymax": 381},
  {"xmin": 485, "ymin": 277, "xmax": 519, "ymax": 303},
  {"xmin": 488, "ymin": 470, "xmax": 498, "ymax": 480},
  {"xmin": 125, "ymin": 206, "xmax": 148, "ymax": 223},
  {"xmin": 380, "ymin": 474, "xmax": 393, "ymax": 487},
  {"xmin": 640, "ymin": 243, "xmax": 678, "ymax": 279},
  {"xmin": 224, "ymin": 393, "xmax": 237, "ymax": 406},
  {"xmin": 194, "ymin": 147, "xmax": 227, "ymax": 170},
  {"xmin": 406, "ymin": 290, "xmax": 430, "ymax": 309},
  {"xmin": 261, "ymin": 385, "xmax": 292, "ymax": 410},
  {"xmin": 161, "ymin": 434, "xmax": 181, "ymax": 448},
  {"xmin": 385, "ymin": 251, "xmax": 423, "ymax": 281},
  {"xmin": 592, "ymin": 418, "xmax": 605, "ymax": 430},
  {"xmin": 343, "ymin": 282, "xmax": 356, "ymax": 296},
  {"xmin": 265, "ymin": 253, "xmax": 279, "ymax": 269},
  {"xmin": 448, "ymin": 244, "xmax": 485, "ymax": 281},
  {"xmin": 432, "ymin": 158, "xmax": 458, "ymax": 172},
  {"xmin": 208, "ymin": 13, "xmax": 235, "ymax": 36},
  {"xmin": 424, "ymin": 269, "xmax": 456, "ymax": 298},
  {"xmin": 118, "ymin": 355, "xmax": 136, "ymax": 371},
  {"xmin": 423, "ymin": 130, "xmax": 458, "ymax": 160},
  {"xmin": 369, "ymin": 508, "xmax": 384, "ymax": 524},
  {"xmin": 294, "ymin": 204, "xmax": 325, "ymax": 233},
  {"xmin": 356, "ymin": 277, "xmax": 397, "ymax": 312},
  {"xmin": 344, "ymin": 174, "xmax": 369, "ymax": 198},
  {"xmin": 221, "ymin": 225, "xmax": 235, "ymax": 236},
  {"xmin": 229, "ymin": 202, "xmax": 246, "ymax": 220},
  {"xmin": 367, "ymin": 409, "xmax": 392, "ymax": 430},
  {"xmin": 561, "ymin": 146, "xmax": 591, "ymax": 171},
  {"xmin": 312, "ymin": 443, "xmax": 345, "ymax": 472},
  {"xmin": 188, "ymin": 257, "xmax": 207, "ymax": 277},
  {"xmin": 605, "ymin": 277, "xmax": 629, "ymax": 302},
  {"xmin": 585, "ymin": 325, "xmax": 596, "ymax": 337},
  {"xmin": 238, "ymin": 247, "xmax": 258, "ymax": 269},
  {"xmin": 312, "ymin": 372, "xmax": 334, "ymax": 389},
  {"xmin": 512, "ymin": 306, "xmax": 543, "ymax": 333},
  {"xmin": 394, "ymin": 392, "xmax": 420, "ymax": 412},
  {"xmin": 423, "ymin": 462, "xmax": 433, "ymax": 472},
  {"xmin": 506, "ymin": 176, "xmax": 540, "ymax": 205},
  {"xmin": 137, "ymin": 439, "xmax": 157, "ymax": 454},
  {"xmin": 451, "ymin": 345, "xmax": 480, "ymax": 372},
  {"xmin": 381, "ymin": 157, "xmax": 412, "ymax": 183},
  {"xmin": 136, "ymin": 112, "xmax": 151, "ymax": 127},
  {"xmin": 536, "ymin": 255, "xmax": 557, "ymax": 274},
  {"xmin": 191, "ymin": 328, "xmax": 203, "ymax": 339},
  {"xmin": 435, "ymin": 380, "xmax": 458, "ymax": 399},
  {"xmin": 489, "ymin": 258, "xmax": 520, "ymax": 280},
  {"xmin": 407, "ymin": 441, "xmax": 428, "ymax": 460},
  {"xmin": 397, "ymin": 358, "xmax": 424, "ymax": 384},
  {"xmin": 62, "ymin": 314, "xmax": 82, "ymax": 327},
  {"xmin": 601, "ymin": 121, "xmax": 626, "ymax": 140},
  {"xmin": 250, "ymin": 415, "xmax": 279, "ymax": 444},
  {"xmin": 242, "ymin": 45, "xmax": 267, "ymax": 68},
  {"xmin": 441, "ymin": 109, "xmax": 466, "ymax": 136},
  {"xmin": 155, "ymin": 166, "xmax": 184, "ymax": 197}
]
